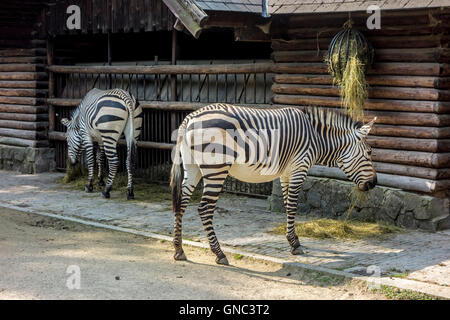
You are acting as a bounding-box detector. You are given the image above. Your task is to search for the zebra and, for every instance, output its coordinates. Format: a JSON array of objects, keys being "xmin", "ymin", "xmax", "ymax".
[
  {"xmin": 61, "ymin": 88, "xmax": 143, "ymax": 199},
  {"xmin": 170, "ymin": 103, "xmax": 377, "ymax": 265}
]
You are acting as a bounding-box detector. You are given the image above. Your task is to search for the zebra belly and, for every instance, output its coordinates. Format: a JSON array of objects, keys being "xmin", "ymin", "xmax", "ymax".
[{"xmin": 228, "ymin": 164, "xmax": 281, "ymax": 183}]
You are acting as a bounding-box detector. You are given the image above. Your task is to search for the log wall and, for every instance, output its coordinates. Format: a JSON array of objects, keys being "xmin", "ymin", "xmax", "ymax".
[
  {"xmin": 270, "ymin": 9, "xmax": 450, "ymax": 195},
  {"xmin": 0, "ymin": 43, "xmax": 49, "ymax": 148}
]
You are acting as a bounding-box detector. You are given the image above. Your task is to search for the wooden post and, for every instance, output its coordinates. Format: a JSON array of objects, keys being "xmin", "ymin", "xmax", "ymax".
[
  {"xmin": 108, "ymin": 32, "xmax": 112, "ymax": 88},
  {"xmin": 170, "ymin": 30, "xmax": 178, "ymax": 139},
  {"xmin": 47, "ymin": 37, "xmax": 55, "ymax": 132}
]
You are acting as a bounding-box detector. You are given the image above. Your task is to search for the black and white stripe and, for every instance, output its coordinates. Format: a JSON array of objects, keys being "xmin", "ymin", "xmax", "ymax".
[
  {"xmin": 62, "ymin": 88, "xmax": 143, "ymax": 199},
  {"xmin": 170, "ymin": 103, "xmax": 377, "ymax": 265}
]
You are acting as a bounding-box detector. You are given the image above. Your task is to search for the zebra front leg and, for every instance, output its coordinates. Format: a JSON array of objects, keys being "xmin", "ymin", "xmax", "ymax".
[
  {"xmin": 96, "ymin": 145, "xmax": 105, "ymax": 187},
  {"xmin": 84, "ymin": 143, "xmax": 95, "ymax": 193},
  {"xmin": 198, "ymin": 174, "xmax": 229, "ymax": 265},
  {"xmin": 102, "ymin": 143, "xmax": 119, "ymax": 199},
  {"xmin": 173, "ymin": 164, "xmax": 201, "ymax": 261},
  {"xmin": 283, "ymin": 170, "xmax": 308, "ymax": 255}
]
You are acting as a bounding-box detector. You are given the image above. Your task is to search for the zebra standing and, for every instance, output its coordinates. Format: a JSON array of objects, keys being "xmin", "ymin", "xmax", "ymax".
[
  {"xmin": 170, "ymin": 103, "xmax": 377, "ymax": 265},
  {"xmin": 61, "ymin": 88, "xmax": 143, "ymax": 199}
]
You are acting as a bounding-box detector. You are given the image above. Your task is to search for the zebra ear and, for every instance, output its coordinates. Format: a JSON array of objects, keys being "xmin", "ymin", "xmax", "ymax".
[
  {"xmin": 61, "ymin": 118, "xmax": 71, "ymax": 127},
  {"xmin": 358, "ymin": 117, "xmax": 377, "ymax": 137}
]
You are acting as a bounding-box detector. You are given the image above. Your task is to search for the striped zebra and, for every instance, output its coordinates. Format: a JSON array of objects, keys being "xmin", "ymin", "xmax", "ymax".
[
  {"xmin": 61, "ymin": 88, "xmax": 143, "ymax": 199},
  {"xmin": 170, "ymin": 103, "xmax": 377, "ymax": 265}
]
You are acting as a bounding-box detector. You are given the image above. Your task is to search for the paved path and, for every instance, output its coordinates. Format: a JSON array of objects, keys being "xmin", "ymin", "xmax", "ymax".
[{"xmin": 0, "ymin": 170, "xmax": 449, "ymax": 296}]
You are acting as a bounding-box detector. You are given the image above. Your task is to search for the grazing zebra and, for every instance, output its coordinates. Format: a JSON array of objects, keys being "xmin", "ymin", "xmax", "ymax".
[
  {"xmin": 61, "ymin": 88, "xmax": 143, "ymax": 199},
  {"xmin": 170, "ymin": 103, "xmax": 377, "ymax": 265}
]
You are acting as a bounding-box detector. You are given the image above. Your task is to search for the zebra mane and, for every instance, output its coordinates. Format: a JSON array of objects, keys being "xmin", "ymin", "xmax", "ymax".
[
  {"xmin": 68, "ymin": 103, "xmax": 82, "ymax": 128},
  {"xmin": 303, "ymin": 107, "xmax": 361, "ymax": 132}
]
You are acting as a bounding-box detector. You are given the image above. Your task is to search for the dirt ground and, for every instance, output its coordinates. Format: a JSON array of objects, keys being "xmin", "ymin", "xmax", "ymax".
[{"xmin": 0, "ymin": 207, "xmax": 387, "ymax": 300}]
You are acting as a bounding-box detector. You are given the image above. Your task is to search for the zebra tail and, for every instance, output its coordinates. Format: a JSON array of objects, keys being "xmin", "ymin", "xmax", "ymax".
[
  {"xmin": 170, "ymin": 134, "xmax": 184, "ymax": 213},
  {"xmin": 125, "ymin": 99, "xmax": 136, "ymax": 174}
]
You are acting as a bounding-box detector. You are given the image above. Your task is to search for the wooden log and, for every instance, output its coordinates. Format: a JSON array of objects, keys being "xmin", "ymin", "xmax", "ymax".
[
  {"xmin": 0, "ymin": 80, "xmax": 48, "ymax": 88},
  {"xmin": 0, "ymin": 72, "xmax": 47, "ymax": 81},
  {"xmin": 0, "ymin": 136, "xmax": 48, "ymax": 148},
  {"xmin": 0, "ymin": 48, "xmax": 46, "ymax": 57},
  {"xmin": 372, "ymin": 148, "xmax": 450, "ymax": 168},
  {"xmin": 273, "ymin": 48, "xmax": 450, "ymax": 63},
  {"xmin": 308, "ymin": 165, "xmax": 448, "ymax": 193},
  {"xmin": 48, "ymin": 63, "xmax": 275, "ymax": 75},
  {"xmin": 274, "ymin": 74, "xmax": 446, "ymax": 89},
  {"xmin": 370, "ymin": 124, "xmax": 450, "ymax": 139},
  {"xmin": 0, "ymin": 56, "xmax": 46, "ymax": 64},
  {"xmin": 0, "ymin": 120, "xmax": 48, "ymax": 130},
  {"xmin": 272, "ymin": 95, "xmax": 450, "ymax": 116},
  {"xmin": 0, "ymin": 104, "xmax": 47, "ymax": 114},
  {"xmin": 0, "ymin": 88, "xmax": 47, "ymax": 97},
  {"xmin": 271, "ymin": 35, "xmax": 450, "ymax": 51},
  {"xmin": 0, "ymin": 112, "xmax": 48, "ymax": 122},
  {"xmin": 367, "ymin": 136, "xmax": 450, "ymax": 153},
  {"xmin": 0, "ymin": 127, "xmax": 47, "ymax": 140},
  {"xmin": 271, "ymin": 83, "xmax": 450, "ymax": 102},
  {"xmin": 48, "ymin": 130, "xmax": 174, "ymax": 150},
  {"xmin": 0, "ymin": 64, "xmax": 43, "ymax": 72},
  {"xmin": 0, "ymin": 96, "xmax": 41, "ymax": 105},
  {"xmin": 272, "ymin": 62, "xmax": 447, "ymax": 76},
  {"xmin": 373, "ymin": 162, "xmax": 450, "ymax": 180}
]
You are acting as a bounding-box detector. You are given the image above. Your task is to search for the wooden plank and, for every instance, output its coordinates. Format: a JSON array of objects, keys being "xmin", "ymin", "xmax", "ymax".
[
  {"xmin": 373, "ymin": 162, "xmax": 450, "ymax": 180},
  {"xmin": 272, "ymin": 95, "xmax": 450, "ymax": 115},
  {"xmin": 308, "ymin": 165, "xmax": 448, "ymax": 193},
  {"xmin": 371, "ymin": 124, "xmax": 450, "ymax": 139},
  {"xmin": 0, "ymin": 88, "xmax": 47, "ymax": 97},
  {"xmin": 0, "ymin": 104, "xmax": 47, "ymax": 114},
  {"xmin": 0, "ymin": 112, "xmax": 48, "ymax": 121},
  {"xmin": 0, "ymin": 48, "xmax": 46, "ymax": 57},
  {"xmin": 272, "ymin": 62, "xmax": 447, "ymax": 76},
  {"xmin": 273, "ymin": 74, "xmax": 442, "ymax": 88},
  {"xmin": 0, "ymin": 72, "xmax": 47, "ymax": 80},
  {"xmin": 273, "ymin": 48, "xmax": 450, "ymax": 63},
  {"xmin": 367, "ymin": 136, "xmax": 450, "ymax": 153},
  {"xmin": 0, "ymin": 127, "xmax": 47, "ymax": 140},
  {"xmin": 372, "ymin": 148, "xmax": 450, "ymax": 169},
  {"xmin": 0, "ymin": 120, "xmax": 48, "ymax": 130},
  {"xmin": 0, "ymin": 96, "xmax": 41, "ymax": 105},
  {"xmin": 272, "ymin": 83, "xmax": 450, "ymax": 102},
  {"xmin": 48, "ymin": 63, "xmax": 275, "ymax": 75},
  {"xmin": 0, "ymin": 64, "xmax": 43, "ymax": 72},
  {"xmin": 0, "ymin": 80, "xmax": 47, "ymax": 88}
]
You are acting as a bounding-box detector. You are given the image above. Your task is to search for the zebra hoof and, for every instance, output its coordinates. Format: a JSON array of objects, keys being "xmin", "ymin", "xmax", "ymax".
[
  {"xmin": 98, "ymin": 180, "xmax": 105, "ymax": 187},
  {"xmin": 101, "ymin": 190, "xmax": 110, "ymax": 199},
  {"xmin": 174, "ymin": 251, "xmax": 187, "ymax": 261},
  {"xmin": 215, "ymin": 255, "xmax": 229, "ymax": 266},
  {"xmin": 291, "ymin": 246, "xmax": 305, "ymax": 255},
  {"xmin": 127, "ymin": 189, "xmax": 135, "ymax": 200},
  {"xmin": 85, "ymin": 184, "xmax": 93, "ymax": 193}
]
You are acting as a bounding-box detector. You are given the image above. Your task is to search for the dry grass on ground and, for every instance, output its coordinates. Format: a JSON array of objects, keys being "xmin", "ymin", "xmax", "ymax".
[{"xmin": 272, "ymin": 218, "xmax": 402, "ymax": 240}]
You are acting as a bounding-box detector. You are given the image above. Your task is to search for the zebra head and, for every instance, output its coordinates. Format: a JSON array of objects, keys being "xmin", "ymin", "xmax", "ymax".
[
  {"xmin": 61, "ymin": 113, "xmax": 82, "ymax": 165},
  {"xmin": 337, "ymin": 117, "xmax": 377, "ymax": 191}
]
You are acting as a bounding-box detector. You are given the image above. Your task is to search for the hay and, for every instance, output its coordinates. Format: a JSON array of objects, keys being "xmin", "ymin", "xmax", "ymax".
[
  {"xmin": 62, "ymin": 160, "xmax": 87, "ymax": 184},
  {"xmin": 327, "ymin": 24, "xmax": 373, "ymax": 119},
  {"xmin": 272, "ymin": 219, "xmax": 401, "ymax": 240}
]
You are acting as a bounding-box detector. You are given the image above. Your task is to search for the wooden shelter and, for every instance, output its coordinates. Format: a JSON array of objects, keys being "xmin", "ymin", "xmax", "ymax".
[{"xmin": 0, "ymin": 1, "xmax": 448, "ymax": 224}]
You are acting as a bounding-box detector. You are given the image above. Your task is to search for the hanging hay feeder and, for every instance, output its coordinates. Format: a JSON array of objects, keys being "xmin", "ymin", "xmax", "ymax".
[{"xmin": 327, "ymin": 21, "xmax": 374, "ymax": 119}]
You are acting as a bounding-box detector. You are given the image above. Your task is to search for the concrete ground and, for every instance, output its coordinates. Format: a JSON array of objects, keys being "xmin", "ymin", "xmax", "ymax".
[
  {"xmin": 0, "ymin": 207, "xmax": 388, "ymax": 300},
  {"xmin": 0, "ymin": 170, "xmax": 449, "ymax": 298}
]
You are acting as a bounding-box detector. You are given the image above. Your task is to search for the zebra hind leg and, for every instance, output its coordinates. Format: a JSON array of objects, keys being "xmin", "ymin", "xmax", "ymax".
[
  {"xmin": 96, "ymin": 145, "xmax": 105, "ymax": 187},
  {"xmin": 102, "ymin": 143, "xmax": 119, "ymax": 199},
  {"xmin": 173, "ymin": 164, "xmax": 201, "ymax": 261},
  {"xmin": 125, "ymin": 141, "xmax": 135, "ymax": 200},
  {"xmin": 198, "ymin": 173, "xmax": 229, "ymax": 265}
]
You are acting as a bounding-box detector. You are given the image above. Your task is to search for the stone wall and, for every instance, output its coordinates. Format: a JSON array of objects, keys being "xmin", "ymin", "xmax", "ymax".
[
  {"xmin": 0, "ymin": 144, "xmax": 55, "ymax": 174},
  {"xmin": 269, "ymin": 177, "xmax": 450, "ymax": 232}
]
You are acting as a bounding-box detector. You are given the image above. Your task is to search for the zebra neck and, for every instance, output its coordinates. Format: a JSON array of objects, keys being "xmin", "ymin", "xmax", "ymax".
[{"xmin": 309, "ymin": 123, "xmax": 343, "ymax": 168}]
